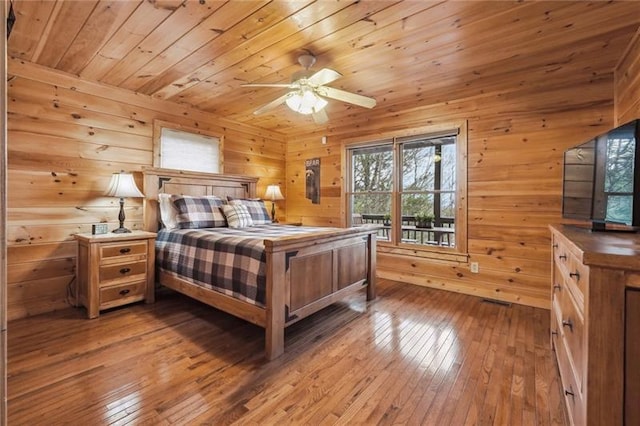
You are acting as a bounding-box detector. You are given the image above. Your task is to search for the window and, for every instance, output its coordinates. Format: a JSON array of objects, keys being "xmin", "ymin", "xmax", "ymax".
[
  {"xmin": 346, "ymin": 123, "xmax": 467, "ymax": 255},
  {"xmin": 153, "ymin": 120, "xmax": 224, "ymax": 174}
]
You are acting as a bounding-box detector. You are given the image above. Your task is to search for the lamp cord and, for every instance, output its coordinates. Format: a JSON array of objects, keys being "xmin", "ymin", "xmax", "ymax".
[{"xmin": 65, "ymin": 275, "xmax": 77, "ymax": 307}]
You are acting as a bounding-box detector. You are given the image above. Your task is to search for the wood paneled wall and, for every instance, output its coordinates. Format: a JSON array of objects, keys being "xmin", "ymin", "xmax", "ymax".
[
  {"xmin": 286, "ymin": 74, "xmax": 616, "ymax": 309},
  {"xmin": 615, "ymin": 27, "xmax": 640, "ymax": 124},
  {"xmin": 7, "ymin": 59, "xmax": 286, "ymax": 321}
]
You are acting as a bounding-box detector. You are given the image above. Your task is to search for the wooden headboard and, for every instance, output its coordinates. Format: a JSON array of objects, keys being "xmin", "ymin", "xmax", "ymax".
[{"xmin": 142, "ymin": 167, "xmax": 258, "ymax": 232}]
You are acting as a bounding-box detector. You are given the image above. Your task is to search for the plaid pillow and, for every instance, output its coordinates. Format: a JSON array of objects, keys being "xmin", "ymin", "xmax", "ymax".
[
  {"xmin": 170, "ymin": 195, "xmax": 227, "ymax": 229},
  {"xmin": 222, "ymin": 204, "xmax": 254, "ymax": 228},
  {"xmin": 228, "ymin": 198, "xmax": 272, "ymax": 225}
]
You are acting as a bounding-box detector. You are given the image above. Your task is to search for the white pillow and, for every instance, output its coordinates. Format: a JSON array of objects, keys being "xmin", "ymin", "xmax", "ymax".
[
  {"xmin": 158, "ymin": 193, "xmax": 179, "ymax": 230},
  {"xmin": 222, "ymin": 204, "xmax": 254, "ymax": 228}
]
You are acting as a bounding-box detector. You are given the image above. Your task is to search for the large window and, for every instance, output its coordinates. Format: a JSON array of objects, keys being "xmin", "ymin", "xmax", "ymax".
[{"xmin": 346, "ymin": 123, "xmax": 467, "ymax": 255}]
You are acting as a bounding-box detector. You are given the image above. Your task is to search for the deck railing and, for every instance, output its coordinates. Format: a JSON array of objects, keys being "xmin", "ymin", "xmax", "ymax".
[{"xmin": 353, "ymin": 214, "xmax": 455, "ymax": 246}]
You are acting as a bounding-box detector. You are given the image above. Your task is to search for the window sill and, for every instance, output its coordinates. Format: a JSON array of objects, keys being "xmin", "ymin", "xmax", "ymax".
[{"xmin": 377, "ymin": 241, "xmax": 469, "ymax": 264}]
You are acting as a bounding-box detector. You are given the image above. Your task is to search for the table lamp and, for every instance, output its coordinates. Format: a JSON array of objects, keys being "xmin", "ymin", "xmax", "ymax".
[
  {"xmin": 264, "ymin": 184, "xmax": 284, "ymax": 222},
  {"xmin": 105, "ymin": 171, "xmax": 144, "ymax": 233}
]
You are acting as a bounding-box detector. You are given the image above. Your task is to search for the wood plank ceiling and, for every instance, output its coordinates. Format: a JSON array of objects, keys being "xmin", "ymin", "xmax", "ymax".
[{"xmin": 7, "ymin": 0, "xmax": 640, "ymax": 137}]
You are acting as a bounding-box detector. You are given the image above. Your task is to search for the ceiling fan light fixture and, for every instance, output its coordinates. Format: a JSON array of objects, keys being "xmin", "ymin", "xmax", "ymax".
[
  {"xmin": 245, "ymin": 54, "xmax": 375, "ymax": 121},
  {"xmin": 285, "ymin": 90, "xmax": 327, "ymax": 115}
]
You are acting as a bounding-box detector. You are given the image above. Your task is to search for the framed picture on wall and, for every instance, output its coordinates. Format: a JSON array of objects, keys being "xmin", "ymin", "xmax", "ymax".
[{"xmin": 305, "ymin": 158, "xmax": 320, "ymax": 204}]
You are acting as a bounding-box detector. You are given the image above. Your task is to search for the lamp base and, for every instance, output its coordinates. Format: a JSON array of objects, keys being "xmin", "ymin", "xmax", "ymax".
[
  {"xmin": 112, "ymin": 227, "xmax": 132, "ymax": 234},
  {"xmin": 112, "ymin": 197, "xmax": 131, "ymax": 234}
]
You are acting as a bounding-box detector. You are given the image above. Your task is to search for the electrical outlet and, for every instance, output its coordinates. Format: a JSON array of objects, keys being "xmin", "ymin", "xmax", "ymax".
[{"xmin": 470, "ymin": 262, "xmax": 479, "ymax": 273}]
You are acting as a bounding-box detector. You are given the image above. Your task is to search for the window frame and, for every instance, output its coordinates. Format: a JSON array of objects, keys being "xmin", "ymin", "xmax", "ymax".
[{"xmin": 343, "ymin": 122, "xmax": 468, "ymax": 259}]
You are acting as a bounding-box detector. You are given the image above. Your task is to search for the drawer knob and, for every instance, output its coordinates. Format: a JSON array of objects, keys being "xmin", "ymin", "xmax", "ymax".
[
  {"xmin": 553, "ymin": 284, "xmax": 561, "ymax": 292},
  {"xmin": 562, "ymin": 319, "xmax": 573, "ymax": 331},
  {"xmin": 119, "ymin": 289, "xmax": 130, "ymax": 296},
  {"xmin": 119, "ymin": 267, "xmax": 131, "ymax": 275},
  {"xmin": 558, "ymin": 254, "xmax": 567, "ymax": 261},
  {"xmin": 551, "ymin": 330, "xmax": 558, "ymax": 336},
  {"xmin": 552, "ymin": 243, "xmax": 558, "ymax": 248},
  {"xmin": 119, "ymin": 248, "xmax": 131, "ymax": 254},
  {"xmin": 569, "ymin": 271, "xmax": 580, "ymax": 281},
  {"xmin": 564, "ymin": 388, "xmax": 574, "ymax": 397}
]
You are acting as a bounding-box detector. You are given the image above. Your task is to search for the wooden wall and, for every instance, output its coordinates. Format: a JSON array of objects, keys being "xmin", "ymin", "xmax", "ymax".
[
  {"xmin": 286, "ymin": 74, "xmax": 615, "ymax": 309},
  {"xmin": 6, "ymin": 59, "xmax": 286, "ymax": 321},
  {"xmin": 615, "ymin": 27, "xmax": 640, "ymax": 124}
]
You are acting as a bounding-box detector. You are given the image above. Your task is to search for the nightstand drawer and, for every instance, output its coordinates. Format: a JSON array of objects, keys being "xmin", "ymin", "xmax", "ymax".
[
  {"xmin": 100, "ymin": 241, "xmax": 148, "ymax": 261},
  {"xmin": 99, "ymin": 260, "xmax": 147, "ymax": 284},
  {"xmin": 100, "ymin": 280, "xmax": 146, "ymax": 307}
]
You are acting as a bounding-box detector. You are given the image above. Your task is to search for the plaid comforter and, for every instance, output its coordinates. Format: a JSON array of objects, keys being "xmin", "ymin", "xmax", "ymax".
[{"xmin": 156, "ymin": 225, "xmax": 334, "ymax": 307}]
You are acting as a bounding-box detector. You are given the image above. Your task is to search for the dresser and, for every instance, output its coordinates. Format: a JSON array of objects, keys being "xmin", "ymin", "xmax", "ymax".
[
  {"xmin": 75, "ymin": 231, "xmax": 156, "ymax": 318},
  {"xmin": 549, "ymin": 224, "xmax": 640, "ymax": 426}
]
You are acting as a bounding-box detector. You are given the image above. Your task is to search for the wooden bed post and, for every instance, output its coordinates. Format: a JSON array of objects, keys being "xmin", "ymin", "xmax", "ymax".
[
  {"xmin": 366, "ymin": 233, "xmax": 377, "ymax": 301},
  {"xmin": 265, "ymin": 246, "xmax": 285, "ymax": 360},
  {"xmin": 142, "ymin": 171, "xmax": 160, "ymax": 232}
]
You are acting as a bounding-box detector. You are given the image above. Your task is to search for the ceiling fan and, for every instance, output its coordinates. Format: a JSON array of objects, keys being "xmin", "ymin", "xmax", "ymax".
[{"xmin": 241, "ymin": 54, "xmax": 376, "ymax": 124}]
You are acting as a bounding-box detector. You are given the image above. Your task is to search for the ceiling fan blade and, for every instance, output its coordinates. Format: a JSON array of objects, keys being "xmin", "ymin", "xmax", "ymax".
[
  {"xmin": 307, "ymin": 68, "xmax": 342, "ymax": 86},
  {"xmin": 241, "ymin": 83, "xmax": 295, "ymax": 88},
  {"xmin": 318, "ymin": 86, "xmax": 376, "ymax": 109},
  {"xmin": 312, "ymin": 108, "xmax": 329, "ymax": 125},
  {"xmin": 253, "ymin": 93, "xmax": 290, "ymax": 115}
]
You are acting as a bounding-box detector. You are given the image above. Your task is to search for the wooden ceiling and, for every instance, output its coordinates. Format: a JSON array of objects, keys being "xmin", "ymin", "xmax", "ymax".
[{"xmin": 7, "ymin": 1, "xmax": 640, "ymax": 137}]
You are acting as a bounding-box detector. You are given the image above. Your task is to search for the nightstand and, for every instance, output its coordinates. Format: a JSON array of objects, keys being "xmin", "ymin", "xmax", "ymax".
[{"xmin": 74, "ymin": 230, "xmax": 156, "ymax": 318}]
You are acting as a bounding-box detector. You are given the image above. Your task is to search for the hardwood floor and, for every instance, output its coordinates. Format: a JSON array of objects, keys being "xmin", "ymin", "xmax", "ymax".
[{"xmin": 7, "ymin": 279, "xmax": 567, "ymax": 425}]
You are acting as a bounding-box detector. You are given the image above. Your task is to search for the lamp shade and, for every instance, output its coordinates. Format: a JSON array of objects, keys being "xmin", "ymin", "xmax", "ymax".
[
  {"xmin": 264, "ymin": 184, "xmax": 284, "ymax": 201},
  {"xmin": 105, "ymin": 172, "xmax": 144, "ymax": 198}
]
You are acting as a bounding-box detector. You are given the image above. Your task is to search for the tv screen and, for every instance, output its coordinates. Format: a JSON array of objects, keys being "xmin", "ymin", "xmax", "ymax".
[{"xmin": 562, "ymin": 119, "xmax": 639, "ymax": 230}]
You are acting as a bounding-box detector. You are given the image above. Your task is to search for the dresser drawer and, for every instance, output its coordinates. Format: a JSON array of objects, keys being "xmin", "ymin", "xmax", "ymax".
[
  {"xmin": 99, "ymin": 241, "xmax": 148, "ymax": 262},
  {"xmin": 553, "ymin": 287, "xmax": 584, "ymax": 389},
  {"xmin": 100, "ymin": 280, "xmax": 146, "ymax": 308},
  {"xmin": 553, "ymin": 234, "xmax": 587, "ymax": 314},
  {"xmin": 567, "ymin": 255, "xmax": 588, "ymax": 307},
  {"xmin": 553, "ymin": 236, "xmax": 571, "ymax": 274},
  {"xmin": 99, "ymin": 260, "xmax": 147, "ymax": 284},
  {"xmin": 553, "ymin": 323, "xmax": 585, "ymax": 426}
]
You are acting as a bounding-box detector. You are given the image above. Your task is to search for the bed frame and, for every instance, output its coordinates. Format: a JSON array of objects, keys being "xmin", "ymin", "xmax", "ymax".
[{"xmin": 142, "ymin": 167, "xmax": 377, "ymax": 360}]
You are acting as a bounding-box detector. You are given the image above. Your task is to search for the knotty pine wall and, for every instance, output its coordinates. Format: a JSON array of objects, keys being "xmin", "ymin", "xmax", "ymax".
[
  {"xmin": 286, "ymin": 75, "xmax": 616, "ymax": 309},
  {"xmin": 615, "ymin": 27, "xmax": 640, "ymax": 124},
  {"xmin": 7, "ymin": 59, "xmax": 286, "ymax": 321}
]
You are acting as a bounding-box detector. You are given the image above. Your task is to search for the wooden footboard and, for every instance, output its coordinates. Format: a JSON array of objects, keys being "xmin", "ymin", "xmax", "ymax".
[
  {"xmin": 156, "ymin": 226, "xmax": 378, "ymax": 360},
  {"xmin": 264, "ymin": 226, "xmax": 377, "ymax": 359},
  {"xmin": 143, "ymin": 167, "xmax": 378, "ymax": 360}
]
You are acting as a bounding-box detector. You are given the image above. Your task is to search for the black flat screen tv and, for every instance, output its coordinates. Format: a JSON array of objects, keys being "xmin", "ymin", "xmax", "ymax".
[{"xmin": 562, "ymin": 119, "xmax": 640, "ymax": 231}]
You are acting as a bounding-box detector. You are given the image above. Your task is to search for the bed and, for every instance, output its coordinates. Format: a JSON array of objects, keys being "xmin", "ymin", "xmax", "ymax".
[{"xmin": 142, "ymin": 167, "xmax": 378, "ymax": 360}]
